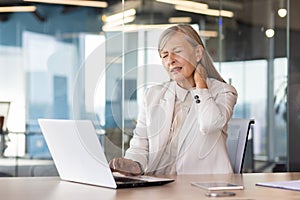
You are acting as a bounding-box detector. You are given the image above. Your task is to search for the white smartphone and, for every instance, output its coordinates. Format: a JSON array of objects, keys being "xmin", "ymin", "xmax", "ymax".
[
  {"xmin": 205, "ymin": 191, "xmax": 236, "ymax": 197},
  {"xmin": 191, "ymin": 182, "xmax": 244, "ymax": 191}
]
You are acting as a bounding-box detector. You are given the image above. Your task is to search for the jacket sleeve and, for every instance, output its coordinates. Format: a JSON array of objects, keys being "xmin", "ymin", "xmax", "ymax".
[
  {"xmin": 124, "ymin": 88, "xmax": 150, "ymax": 170},
  {"xmin": 190, "ymin": 78, "xmax": 238, "ymax": 134}
]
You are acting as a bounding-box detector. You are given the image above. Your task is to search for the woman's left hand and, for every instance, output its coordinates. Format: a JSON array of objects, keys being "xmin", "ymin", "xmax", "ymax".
[
  {"xmin": 194, "ymin": 63, "xmax": 208, "ymax": 88},
  {"xmin": 109, "ymin": 158, "xmax": 143, "ymax": 176}
]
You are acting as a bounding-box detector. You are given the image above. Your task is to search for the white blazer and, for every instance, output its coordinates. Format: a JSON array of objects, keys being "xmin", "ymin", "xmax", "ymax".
[{"xmin": 125, "ymin": 78, "xmax": 238, "ymax": 174}]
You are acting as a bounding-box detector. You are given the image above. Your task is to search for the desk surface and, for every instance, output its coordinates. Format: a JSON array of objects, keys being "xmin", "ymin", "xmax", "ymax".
[{"xmin": 1, "ymin": 172, "xmax": 300, "ymax": 199}]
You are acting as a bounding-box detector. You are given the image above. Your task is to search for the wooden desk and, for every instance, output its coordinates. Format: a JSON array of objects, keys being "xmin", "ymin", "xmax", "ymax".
[{"xmin": 0, "ymin": 173, "xmax": 300, "ymax": 199}]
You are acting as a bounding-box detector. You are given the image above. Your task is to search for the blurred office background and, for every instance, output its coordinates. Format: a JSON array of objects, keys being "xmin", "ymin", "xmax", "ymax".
[{"xmin": 0, "ymin": 0, "xmax": 299, "ymax": 176}]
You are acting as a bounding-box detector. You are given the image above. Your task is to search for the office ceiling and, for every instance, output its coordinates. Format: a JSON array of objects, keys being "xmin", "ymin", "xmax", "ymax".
[{"xmin": 0, "ymin": 0, "xmax": 299, "ymax": 31}]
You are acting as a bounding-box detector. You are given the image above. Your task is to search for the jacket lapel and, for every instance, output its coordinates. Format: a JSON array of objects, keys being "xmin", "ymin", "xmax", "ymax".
[
  {"xmin": 147, "ymin": 82, "xmax": 176, "ymax": 171},
  {"xmin": 158, "ymin": 82, "xmax": 176, "ymax": 145}
]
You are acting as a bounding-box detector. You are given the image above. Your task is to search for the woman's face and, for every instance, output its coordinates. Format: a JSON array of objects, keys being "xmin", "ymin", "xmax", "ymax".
[{"xmin": 160, "ymin": 32, "xmax": 202, "ymax": 88}]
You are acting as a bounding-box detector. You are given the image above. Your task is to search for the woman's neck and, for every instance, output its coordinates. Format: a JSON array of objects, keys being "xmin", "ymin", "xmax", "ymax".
[{"xmin": 176, "ymin": 79, "xmax": 195, "ymax": 90}]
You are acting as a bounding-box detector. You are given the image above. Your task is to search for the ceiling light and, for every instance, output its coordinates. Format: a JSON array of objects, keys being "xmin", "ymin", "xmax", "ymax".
[
  {"xmin": 24, "ymin": 0, "xmax": 108, "ymax": 8},
  {"xmin": 103, "ymin": 9, "xmax": 136, "ymax": 23},
  {"xmin": 168, "ymin": 17, "xmax": 191, "ymax": 23},
  {"xmin": 102, "ymin": 24, "xmax": 175, "ymax": 32},
  {"xmin": 265, "ymin": 29, "xmax": 275, "ymax": 38},
  {"xmin": 198, "ymin": 30, "xmax": 218, "ymax": 38},
  {"xmin": 277, "ymin": 0, "xmax": 287, "ymax": 18},
  {"xmin": 277, "ymin": 8, "xmax": 287, "ymax": 18},
  {"xmin": 0, "ymin": 6, "xmax": 37, "ymax": 12},
  {"xmin": 156, "ymin": 0, "xmax": 208, "ymax": 10},
  {"xmin": 102, "ymin": 16, "xmax": 136, "ymax": 30},
  {"xmin": 102, "ymin": 8, "xmax": 137, "ymax": 29},
  {"xmin": 175, "ymin": 5, "xmax": 234, "ymax": 18}
]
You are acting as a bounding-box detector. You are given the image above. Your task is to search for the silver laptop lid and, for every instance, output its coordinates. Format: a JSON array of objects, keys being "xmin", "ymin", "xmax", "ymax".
[{"xmin": 38, "ymin": 119, "xmax": 117, "ymax": 189}]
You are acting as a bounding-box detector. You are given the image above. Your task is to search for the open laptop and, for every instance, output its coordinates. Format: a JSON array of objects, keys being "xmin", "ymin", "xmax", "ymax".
[{"xmin": 38, "ymin": 119, "xmax": 174, "ymax": 189}]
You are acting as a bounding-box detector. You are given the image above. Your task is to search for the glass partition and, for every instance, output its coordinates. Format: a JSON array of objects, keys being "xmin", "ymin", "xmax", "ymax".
[{"xmin": 0, "ymin": 0, "xmax": 289, "ymax": 176}]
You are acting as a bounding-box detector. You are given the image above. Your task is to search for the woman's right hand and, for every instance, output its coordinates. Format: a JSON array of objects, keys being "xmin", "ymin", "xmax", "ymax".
[{"xmin": 109, "ymin": 158, "xmax": 143, "ymax": 176}]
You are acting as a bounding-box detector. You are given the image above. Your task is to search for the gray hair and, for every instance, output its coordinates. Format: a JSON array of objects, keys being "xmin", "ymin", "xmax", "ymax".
[{"xmin": 158, "ymin": 24, "xmax": 225, "ymax": 82}]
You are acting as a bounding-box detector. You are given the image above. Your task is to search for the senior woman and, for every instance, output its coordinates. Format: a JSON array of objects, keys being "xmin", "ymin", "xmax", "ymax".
[{"xmin": 109, "ymin": 24, "xmax": 238, "ymax": 175}]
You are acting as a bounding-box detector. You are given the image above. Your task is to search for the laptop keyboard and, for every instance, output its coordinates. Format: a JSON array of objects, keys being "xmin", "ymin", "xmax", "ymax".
[
  {"xmin": 113, "ymin": 174, "xmax": 174, "ymax": 188},
  {"xmin": 113, "ymin": 176, "xmax": 147, "ymax": 184}
]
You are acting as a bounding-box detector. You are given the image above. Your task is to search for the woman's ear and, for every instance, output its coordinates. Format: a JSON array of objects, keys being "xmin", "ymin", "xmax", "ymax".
[{"xmin": 195, "ymin": 45, "xmax": 204, "ymax": 62}]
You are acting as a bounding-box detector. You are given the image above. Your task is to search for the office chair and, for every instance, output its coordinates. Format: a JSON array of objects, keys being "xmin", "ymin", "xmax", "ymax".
[
  {"xmin": 0, "ymin": 116, "xmax": 4, "ymax": 154},
  {"xmin": 227, "ymin": 118, "xmax": 255, "ymax": 173},
  {"xmin": 0, "ymin": 102, "xmax": 13, "ymax": 177},
  {"xmin": 0, "ymin": 101, "xmax": 10, "ymax": 157},
  {"xmin": 0, "ymin": 116, "xmax": 12, "ymax": 177}
]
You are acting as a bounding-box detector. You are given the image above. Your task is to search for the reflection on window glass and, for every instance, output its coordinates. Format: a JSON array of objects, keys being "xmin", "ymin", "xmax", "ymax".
[
  {"xmin": 24, "ymin": 31, "xmax": 77, "ymax": 131},
  {"xmin": 0, "ymin": 46, "xmax": 25, "ymax": 133},
  {"xmin": 84, "ymin": 34, "xmax": 106, "ymax": 127},
  {"xmin": 273, "ymin": 58, "xmax": 288, "ymax": 159},
  {"xmin": 220, "ymin": 60, "xmax": 268, "ymax": 157},
  {"xmin": 220, "ymin": 58, "xmax": 287, "ymax": 161}
]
